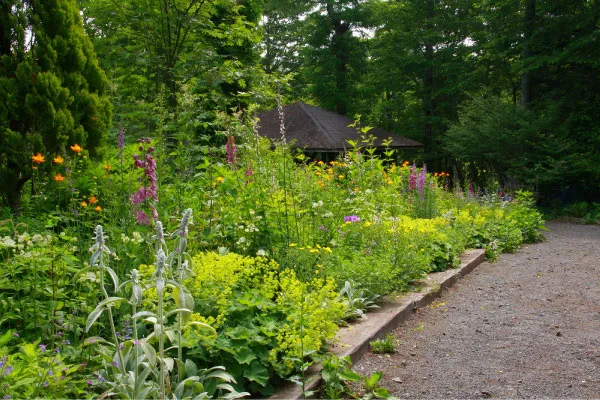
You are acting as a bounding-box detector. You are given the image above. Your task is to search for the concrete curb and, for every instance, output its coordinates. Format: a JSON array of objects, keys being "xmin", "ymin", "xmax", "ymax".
[{"xmin": 271, "ymin": 249, "xmax": 486, "ymax": 399}]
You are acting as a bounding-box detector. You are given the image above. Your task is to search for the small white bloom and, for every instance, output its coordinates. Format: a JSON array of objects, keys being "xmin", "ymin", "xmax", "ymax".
[{"xmin": 256, "ymin": 249, "xmax": 267, "ymax": 257}]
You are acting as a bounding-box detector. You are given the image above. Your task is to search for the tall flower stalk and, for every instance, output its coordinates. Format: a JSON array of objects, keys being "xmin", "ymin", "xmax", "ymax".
[
  {"xmin": 131, "ymin": 138, "xmax": 158, "ymax": 225},
  {"xmin": 86, "ymin": 226, "xmax": 127, "ymax": 379},
  {"xmin": 169, "ymin": 208, "xmax": 194, "ymax": 382}
]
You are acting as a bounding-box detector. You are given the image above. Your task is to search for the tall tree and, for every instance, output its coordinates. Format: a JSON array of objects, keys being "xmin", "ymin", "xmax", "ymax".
[
  {"xmin": 367, "ymin": 0, "xmax": 478, "ymax": 167},
  {"xmin": 260, "ymin": 0, "xmax": 370, "ymax": 115},
  {"xmin": 79, "ymin": 0, "xmax": 264, "ymax": 138},
  {"xmin": 0, "ymin": 0, "xmax": 111, "ymax": 212}
]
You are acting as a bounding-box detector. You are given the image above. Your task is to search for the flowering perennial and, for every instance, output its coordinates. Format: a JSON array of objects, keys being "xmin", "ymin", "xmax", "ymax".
[
  {"xmin": 117, "ymin": 128, "xmax": 125, "ymax": 150},
  {"xmin": 344, "ymin": 215, "xmax": 360, "ymax": 223},
  {"xmin": 32, "ymin": 153, "xmax": 45, "ymax": 164},
  {"xmin": 131, "ymin": 137, "xmax": 158, "ymax": 224},
  {"xmin": 409, "ymin": 163, "xmax": 417, "ymax": 190},
  {"xmin": 226, "ymin": 135, "xmax": 237, "ymax": 166},
  {"xmin": 417, "ymin": 164, "xmax": 427, "ymax": 198}
]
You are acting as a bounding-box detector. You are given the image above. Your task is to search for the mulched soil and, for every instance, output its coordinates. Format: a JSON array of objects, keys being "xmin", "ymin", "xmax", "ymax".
[{"xmin": 353, "ymin": 221, "xmax": 600, "ymax": 399}]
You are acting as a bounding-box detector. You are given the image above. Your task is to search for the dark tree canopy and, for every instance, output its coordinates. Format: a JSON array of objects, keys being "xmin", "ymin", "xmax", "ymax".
[{"xmin": 0, "ymin": 0, "xmax": 111, "ymax": 212}]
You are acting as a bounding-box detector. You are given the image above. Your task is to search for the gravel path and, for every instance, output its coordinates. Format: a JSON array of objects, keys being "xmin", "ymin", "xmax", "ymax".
[{"xmin": 353, "ymin": 222, "xmax": 600, "ymax": 399}]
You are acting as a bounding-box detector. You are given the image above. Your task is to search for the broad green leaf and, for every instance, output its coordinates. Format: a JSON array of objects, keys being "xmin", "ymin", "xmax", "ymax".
[
  {"xmin": 85, "ymin": 306, "xmax": 104, "ymax": 332},
  {"xmin": 165, "ymin": 308, "xmax": 192, "ymax": 319},
  {"xmin": 243, "ymin": 361, "xmax": 269, "ymax": 386},
  {"xmin": 163, "ymin": 357, "xmax": 174, "ymax": 372},
  {"xmin": 175, "ymin": 376, "xmax": 199, "ymax": 398},
  {"xmin": 374, "ymin": 387, "xmax": 392, "ymax": 399},
  {"xmin": 339, "ymin": 370, "xmax": 362, "ymax": 382},
  {"xmin": 140, "ymin": 339, "xmax": 156, "ymax": 365},
  {"xmin": 104, "ymin": 266, "xmax": 120, "ymax": 293},
  {"xmin": 233, "ymin": 346, "xmax": 257, "ymax": 365},
  {"xmin": 132, "ymin": 311, "xmax": 156, "ymax": 320}
]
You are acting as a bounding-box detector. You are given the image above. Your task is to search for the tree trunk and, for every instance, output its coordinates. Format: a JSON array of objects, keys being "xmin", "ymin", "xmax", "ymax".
[
  {"xmin": 8, "ymin": 176, "xmax": 30, "ymax": 216},
  {"xmin": 327, "ymin": 2, "xmax": 350, "ymax": 115},
  {"xmin": 521, "ymin": 0, "xmax": 535, "ymax": 106},
  {"xmin": 423, "ymin": 0, "xmax": 435, "ymax": 148}
]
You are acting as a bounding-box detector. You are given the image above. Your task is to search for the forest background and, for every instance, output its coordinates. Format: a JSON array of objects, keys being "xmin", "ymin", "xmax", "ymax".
[{"xmin": 2, "ymin": 0, "xmax": 599, "ymax": 212}]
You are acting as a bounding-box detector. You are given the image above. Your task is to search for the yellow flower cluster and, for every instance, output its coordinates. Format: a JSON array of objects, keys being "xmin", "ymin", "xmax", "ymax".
[
  {"xmin": 186, "ymin": 252, "xmax": 280, "ymax": 327},
  {"xmin": 288, "ymin": 243, "xmax": 332, "ymax": 254},
  {"xmin": 268, "ymin": 270, "xmax": 346, "ymax": 375}
]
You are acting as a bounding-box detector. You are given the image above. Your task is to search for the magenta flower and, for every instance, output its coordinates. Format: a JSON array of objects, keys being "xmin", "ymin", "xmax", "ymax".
[
  {"xmin": 344, "ymin": 215, "xmax": 360, "ymax": 223},
  {"xmin": 131, "ymin": 139, "xmax": 158, "ymax": 225},
  {"xmin": 409, "ymin": 163, "xmax": 417, "ymax": 190},
  {"xmin": 417, "ymin": 164, "xmax": 427, "ymax": 198},
  {"xmin": 117, "ymin": 128, "xmax": 125, "ymax": 149},
  {"xmin": 226, "ymin": 135, "xmax": 237, "ymax": 166}
]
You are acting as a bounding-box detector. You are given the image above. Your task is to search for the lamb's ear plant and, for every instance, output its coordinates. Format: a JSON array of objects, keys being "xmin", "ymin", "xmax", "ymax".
[{"xmin": 83, "ymin": 209, "xmax": 248, "ymax": 399}]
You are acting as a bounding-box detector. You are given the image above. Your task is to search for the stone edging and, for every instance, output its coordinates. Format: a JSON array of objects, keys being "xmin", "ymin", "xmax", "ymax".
[{"xmin": 271, "ymin": 249, "xmax": 486, "ymax": 399}]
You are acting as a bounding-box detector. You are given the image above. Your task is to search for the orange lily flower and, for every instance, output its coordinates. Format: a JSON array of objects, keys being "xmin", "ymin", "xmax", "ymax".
[
  {"xmin": 53, "ymin": 173, "xmax": 66, "ymax": 182},
  {"xmin": 70, "ymin": 144, "xmax": 82, "ymax": 153},
  {"xmin": 32, "ymin": 153, "xmax": 45, "ymax": 164},
  {"xmin": 53, "ymin": 155, "xmax": 64, "ymax": 164}
]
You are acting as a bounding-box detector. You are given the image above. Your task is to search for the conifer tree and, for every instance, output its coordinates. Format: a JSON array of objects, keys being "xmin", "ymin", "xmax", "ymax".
[{"xmin": 0, "ymin": 0, "xmax": 111, "ymax": 212}]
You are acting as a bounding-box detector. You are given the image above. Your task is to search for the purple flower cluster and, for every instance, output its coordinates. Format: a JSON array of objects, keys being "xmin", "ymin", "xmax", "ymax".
[
  {"xmin": 117, "ymin": 128, "xmax": 125, "ymax": 150},
  {"xmin": 131, "ymin": 138, "xmax": 158, "ymax": 225},
  {"xmin": 409, "ymin": 163, "xmax": 417, "ymax": 190},
  {"xmin": 344, "ymin": 215, "xmax": 360, "ymax": 223},
  {"xmin": 417, "ymin": 164, "xmax": 427, "ymax": 198},
  {"xmin": 226, "ymin": 135, "xmax": 237, "ymax": 166},
  {"xmin": 1, "ymin": 357, "xmax": 13, "ymax": 376},
  {"xmin": 244, "ymin": 163, "xmax": 254, "ymax": 186}
]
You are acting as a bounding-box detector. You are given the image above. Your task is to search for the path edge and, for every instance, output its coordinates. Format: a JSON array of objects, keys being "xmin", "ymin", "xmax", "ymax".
[{"xmin": 270, "ymin": 248, "xmax": 486, "ymax": 399}]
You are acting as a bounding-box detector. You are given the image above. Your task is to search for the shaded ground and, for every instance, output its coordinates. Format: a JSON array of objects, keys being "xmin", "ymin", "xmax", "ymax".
[{"xmin": 353, "ymin": 222, "xmax": 600, "ymax": 399}]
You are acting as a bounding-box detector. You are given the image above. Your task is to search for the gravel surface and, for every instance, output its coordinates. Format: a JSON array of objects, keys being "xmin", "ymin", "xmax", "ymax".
[{"xmin": 353, "ymin": 222, "xmax": 600, "ymax": 399}]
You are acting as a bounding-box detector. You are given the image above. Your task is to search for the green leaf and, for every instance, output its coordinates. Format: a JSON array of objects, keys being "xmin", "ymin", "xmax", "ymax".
[
  {"xmin": 374, "ymin": 387, "xmax": 392, "ymax": 399},
  {"xmin": 132, "ymin": 311, "xmax": 156, "ymax": 320},
  {"xmin": 85, "ymin": 306, "xmax": 104, "ymax": 332},
  {"xmin": 339, "ymin": 370, "xmax": 362, "ymax": 382},
  {"xmin": 140, "ymin": 339, "xmax": 156, "ymax": 365},
  {"xmin": 233, "ymin": 346, "xmax": 257, "ymax": 365},
  {"xmin": 364, "ymin": 371, "xmax": 383, "ymax": 389},
  {"xmin": 104, "ymin": 266, "xmax": 120, "ymax": 293},
  {"xmin": 85, "ymin": 297, "xmax": 126, "ymax": 332},
  {"xmin": 243, "ymin": 361, "xmax": 269, "ymax": 386},
  {"xmin": 165, "ymin": 307, "xmax": 192, "ymax": 319},
  {"xmin": 175, "ymin": 376, "xmax": 200, "ymax": 398},
  {"xmin": 0, "ymin": 329, "xmax": 13, "ymax": 346}
]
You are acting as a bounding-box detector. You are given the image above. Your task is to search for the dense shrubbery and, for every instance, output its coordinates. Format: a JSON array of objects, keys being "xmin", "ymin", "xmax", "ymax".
[{"xmin": 0, "ymin": 120, "xmax": 544, "ymax": 398}]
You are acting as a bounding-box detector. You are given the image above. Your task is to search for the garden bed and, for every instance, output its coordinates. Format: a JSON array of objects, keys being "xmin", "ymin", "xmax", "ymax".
[{"xmin": 271, "ymin": 249, "xmax": 485, "ymax": 399}]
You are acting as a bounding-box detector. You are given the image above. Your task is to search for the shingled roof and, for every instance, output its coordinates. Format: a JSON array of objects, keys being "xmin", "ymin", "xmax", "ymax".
[{"xmin": 257, "ymin": 101, "xmax": 422, "ymax": 152}]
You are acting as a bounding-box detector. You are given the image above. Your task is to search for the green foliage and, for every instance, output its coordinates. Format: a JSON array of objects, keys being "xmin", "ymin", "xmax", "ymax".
[
  {"xmin": 319, "ymin": 354, "xmax": 361, "ymax": 399},
  {"xmin": 339, "ymin": 280, "xmax": 380, "ymax": 322},
  {"xmin": 318, "ymin": 354, "xmax": 391, "ymax": 400},
  {"xmin": 0, "ymin": 226, "xmax": 87, "ymax": 341},
  {"xmin": 0, "ymin": 331, "xmax": 87, "ymax": 399},
  {"xmin": 0, "ymin": 0, "xmax": 111, "ymax": 212},
  {"xmin": 0, "ymin": 112, "xmax": 546, "ymax": 395},
  {"xmin": 561, "ymin": 202, "xmax": 600, "ymax": 224},
  {"xmin": 83, "ymin": 212, "xmax": 249, "ymax": 399},
  {"xmin": 183, "ymin": 252, "xmax": 347, "ymax": 396},
  {"xmin": 370, "ymin": 334, "xmax": 396, "ymax": 355}
]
